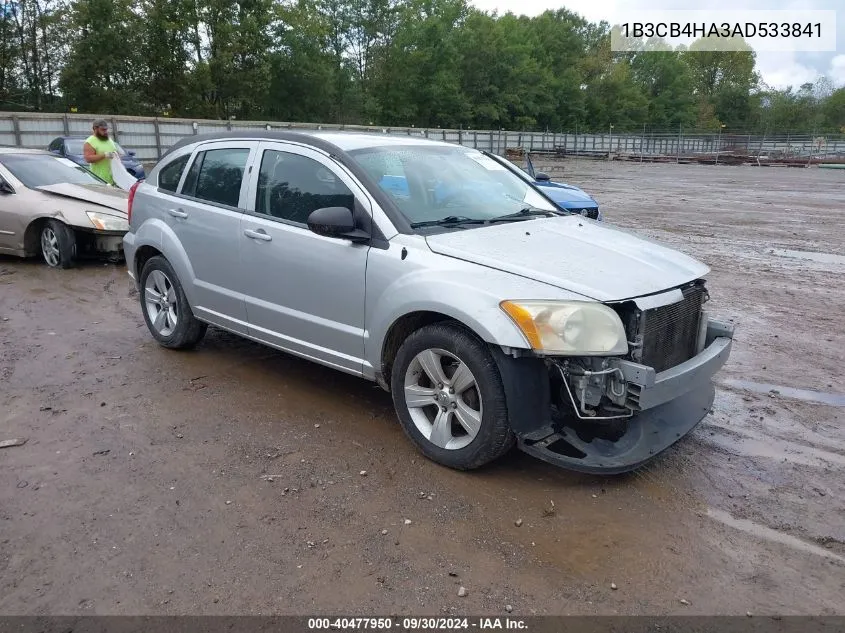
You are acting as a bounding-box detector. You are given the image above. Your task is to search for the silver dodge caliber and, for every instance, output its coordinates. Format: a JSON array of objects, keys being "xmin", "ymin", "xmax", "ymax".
[{"xmin": 123, "ymin": 131, "xmax": 734, "ymax": 474}]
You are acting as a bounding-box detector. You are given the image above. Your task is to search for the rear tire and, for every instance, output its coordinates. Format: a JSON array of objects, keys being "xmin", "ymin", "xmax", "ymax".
[
  {"xmin": 139, "ymin": 255, "xmax": 207, "ymax": 349},
  {"xmin": 40, "ymin": 220, "xmax": 76, "ymax": 269},
  {"xmin": 390, "ymin": 322, "xmax": 515, "ymax": 470}
]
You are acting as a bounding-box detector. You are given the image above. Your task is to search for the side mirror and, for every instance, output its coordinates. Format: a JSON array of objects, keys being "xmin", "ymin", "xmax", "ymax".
[
  {"xmin": 535, "ymin": 172, "xmax": 551, "ymax": 182},
  {"xmin": 0, "ymin": 180, "xmax": 14, "ymax": 194},
  {"xmin": 307, "ymin": 206, "xmax": 369, "ymax": 243}
]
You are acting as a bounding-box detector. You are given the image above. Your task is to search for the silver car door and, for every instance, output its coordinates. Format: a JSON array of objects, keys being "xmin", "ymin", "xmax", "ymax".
[
  {"xmin": 239, "ymin": 141, "xmax": 371, "ymax": 375},
  {"xmin": 0, "ymin": 163, "xmax": 25, "ymax": 252},
  {"xmin": 164, "ymin": 140, "xmax": 258, "ymax": 334}
]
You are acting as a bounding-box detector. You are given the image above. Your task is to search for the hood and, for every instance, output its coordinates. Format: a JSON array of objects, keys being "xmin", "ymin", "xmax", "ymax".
[
  {"xmin": 424, "ymin": 216, "xmax": 709, "ymax": 302},
  {"xmin": 35, "ymin": 183, "xmax": 128, "ymax": 215},
  {"xmin": 535, "ymin": 181, "xmax": 597, "ymax": 208}
]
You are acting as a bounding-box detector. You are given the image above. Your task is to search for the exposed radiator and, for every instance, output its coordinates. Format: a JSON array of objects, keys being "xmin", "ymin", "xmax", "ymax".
[{"xmin": 638, "ymin": 283, "xmax": 706, "ymax": 373}]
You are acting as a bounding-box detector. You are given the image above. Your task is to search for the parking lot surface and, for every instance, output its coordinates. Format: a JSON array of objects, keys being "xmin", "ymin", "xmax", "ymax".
[{"xmin": 1, "ymin": 161, "xmax": 843, "ymax": 615}]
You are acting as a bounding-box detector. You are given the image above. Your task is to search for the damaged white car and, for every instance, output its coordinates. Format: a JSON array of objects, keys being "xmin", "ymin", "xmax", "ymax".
[
  {"xmin": 125, "ymin": 132, "xmax": 734, "ymax": 474},
  {"xmin": 0, "ymin": 148, "xmax": 129, "ymax": 268}
]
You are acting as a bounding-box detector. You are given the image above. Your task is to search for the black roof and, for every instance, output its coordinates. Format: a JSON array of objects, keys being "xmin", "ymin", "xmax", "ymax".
[
  {"xmin": 159, "ymin": 130, "xmax": 416, "ymax": 235},
  {"xmin": 161, "ymin": 131, "xmax": 348, "ymax": 160}
]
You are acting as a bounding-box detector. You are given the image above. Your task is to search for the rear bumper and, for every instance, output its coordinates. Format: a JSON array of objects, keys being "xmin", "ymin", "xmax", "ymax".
[{"xmin": 123, "ymin": 231, "xmax": 137, "ymax": 280}]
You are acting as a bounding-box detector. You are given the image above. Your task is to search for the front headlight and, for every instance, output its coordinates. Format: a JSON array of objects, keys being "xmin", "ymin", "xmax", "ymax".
[
  {"xmin": 500, "ymin": 300, "xmax": 628, "ymax": 355},
  {"xmin": 87, "ymin": 211, "xmax": 129, "ymax": 232}
]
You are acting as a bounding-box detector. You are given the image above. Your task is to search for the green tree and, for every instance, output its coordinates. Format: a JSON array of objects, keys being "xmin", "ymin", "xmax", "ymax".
[
  {"xmin": 59, "ymin": 0, "xmax": 145, "ymax": 113},
  {"xmin": 265, "ymin": 0, "xmax": 340, "ymax": 122},
  {"xmin": 527, "ymin": 9, "xmax": 591, "ymax": 131},
  {"xmin": 630, "ymin": 39, "xmax": 696, "ymax": 129},
  {"xmin": 138, "ymin": 0, "xmax": 193, "ymax": 115},
  {"xmin": 375, "ymin": 0, "xmax": 470, "ymax": 127},
  {"xmin": 682, "ymin": 37, "xmax": 758, "ymax": 128},
  {"xmin": 822, "ymin": 88, "xmax": 845, "ymax": 133}
]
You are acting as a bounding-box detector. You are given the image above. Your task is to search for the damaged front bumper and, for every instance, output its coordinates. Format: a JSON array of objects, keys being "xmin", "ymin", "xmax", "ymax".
[
  {"xmin": 507, "ymin": 318, "xmax": 734, "ymax": 474},
  {"xmin": 73, "ymin": 227, "xmax": 126, "ymax": 261}
]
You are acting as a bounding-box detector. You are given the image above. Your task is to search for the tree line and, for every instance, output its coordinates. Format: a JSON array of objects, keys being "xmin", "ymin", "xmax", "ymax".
[{"xmin": 1, "ymin": 0, "xmax": 844, "ymax": 133}]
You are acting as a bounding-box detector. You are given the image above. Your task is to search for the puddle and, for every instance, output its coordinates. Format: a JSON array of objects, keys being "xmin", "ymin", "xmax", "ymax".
[
  {"xmin": 770, "ymin": 249, "xmax": 845, "ymax": 266},
  {"xmin": 705, "ymin": 432, "xmax": 845, "ymax": 468},
  {"xmin": 707, "ymin": 508, "xmax": 845, "ymax": 564},
  {"xmin": 721, "ymin": 378, "xmax": 845, "ymax": 407}
]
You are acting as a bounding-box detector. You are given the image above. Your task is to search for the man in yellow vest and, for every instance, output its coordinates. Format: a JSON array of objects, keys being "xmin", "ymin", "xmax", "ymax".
[{"xmin": 82, "ymin": 119, "xmax": 118, "ymax": 185}]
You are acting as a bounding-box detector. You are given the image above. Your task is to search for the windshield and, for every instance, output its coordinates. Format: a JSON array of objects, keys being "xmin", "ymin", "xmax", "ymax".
[
  {"xmin": 65, "ymin": 139, "xmax": 125, "ymax": 156},
  {"xmin": 1, "ymin": 154, "xmax": 108, "ymax": 188},
  {"xmin": 348, "ymin": 145, "xmax": 556, "ymax": 227}
]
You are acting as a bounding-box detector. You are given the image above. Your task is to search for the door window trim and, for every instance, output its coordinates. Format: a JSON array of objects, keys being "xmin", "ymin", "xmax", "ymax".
[
  {"xmin": 244, "ymin": 143, "xmax": 367, "ymax": 230},
  {"xmin": 242, "ymin": 142, "xmax": 390, "ymax": 249},
  {"xmin": 165, "ymin": 140, "xmax": 259, "ymax": 212},
  {"xmin": 156, "ymin": 152, "xmax": 192, "ymax": 194}
]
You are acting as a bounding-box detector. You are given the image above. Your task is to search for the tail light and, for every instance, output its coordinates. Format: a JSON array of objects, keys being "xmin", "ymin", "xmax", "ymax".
[{"xmin": 127, "ymin": 180, "xmax": 141, "ymax": 224}]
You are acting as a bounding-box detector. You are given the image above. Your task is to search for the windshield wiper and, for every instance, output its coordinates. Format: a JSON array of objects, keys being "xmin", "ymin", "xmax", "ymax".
[
  {"xmin": 410, "ymin": 215, "xmax": 488, "ymax": 229},
  {"xmin": 487, "ymin": 207, "xmax": 557, "ymax": 223}
]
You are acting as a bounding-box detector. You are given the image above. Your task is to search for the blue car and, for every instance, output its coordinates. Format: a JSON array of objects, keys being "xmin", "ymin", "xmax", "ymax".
[
  {"xmin": 47, "ymin": 136, "xmax": 145, "ymax": 180},
  {"xmin": 523, "ymin": 154, "xmax": 601, "ymax": 220}
]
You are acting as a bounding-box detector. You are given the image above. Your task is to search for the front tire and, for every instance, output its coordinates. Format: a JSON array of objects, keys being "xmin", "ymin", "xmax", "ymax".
[
  {"xmin": 390, "ymin": 322, "xmax": 515, "ymax": 470},
  {"xmin": 139, "ymin": 255, "xmax": 207, "ymax": 349},
  {"xmin": 40, "ymin": 220, "xmax": 76, "ymax": 269}
]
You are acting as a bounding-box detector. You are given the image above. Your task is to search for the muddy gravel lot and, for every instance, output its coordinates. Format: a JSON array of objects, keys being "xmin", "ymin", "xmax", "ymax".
[{"xmin": 1, "ymin": 161, "xmax": 843, "ymax": 616}]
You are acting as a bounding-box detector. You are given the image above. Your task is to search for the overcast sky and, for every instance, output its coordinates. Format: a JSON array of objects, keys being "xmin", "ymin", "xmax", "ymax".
[{"xmin": 468, "ymin": 0, "xmax": 844, "ymax": 90}]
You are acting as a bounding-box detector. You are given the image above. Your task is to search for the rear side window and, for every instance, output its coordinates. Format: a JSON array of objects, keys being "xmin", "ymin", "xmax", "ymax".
[
  {"xmin": 158, "ymin": 154, "xmax": 190, "ymax": 192},
  {"xmin": 182, "ymin": 148, "xmax": 250, "ymax": 208}
]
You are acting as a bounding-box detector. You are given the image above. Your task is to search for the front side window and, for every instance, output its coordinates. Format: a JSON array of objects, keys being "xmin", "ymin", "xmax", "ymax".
[
  {"xmin": 182, "ymin": 148, "xmax": 250, "ymax": 207},
  {"xmin": 255, "ymin": 150, "xmax": 355, "ymax": 224},
  {"xmin": 158, "ymin": 154, "xmax": 190, "ymax": 192},
  {"xmin": 348, "ymin": 145, "xmax": 556, "ymax": 227}
]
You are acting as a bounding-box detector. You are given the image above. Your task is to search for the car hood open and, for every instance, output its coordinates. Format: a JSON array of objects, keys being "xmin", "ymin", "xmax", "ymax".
[
  {"xmin": 35, "ymin": 183, "xmax": 128, "ymax": 215},
  {"xmin": 424, "ymin": 215, "xmax": 709, "ymax": 302}
]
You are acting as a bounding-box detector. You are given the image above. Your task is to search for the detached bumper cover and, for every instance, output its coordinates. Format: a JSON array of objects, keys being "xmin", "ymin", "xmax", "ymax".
[
  {"xmin": 514, "ymin": 318, "xmax": 734, "ymax": 474},
  {"xmin": 519, "ymin": 382, "xmax": 715, "ymax": 475},
  {"xmin": 612, "ymin": 318, "xmax": 734, "ymax": 411}
]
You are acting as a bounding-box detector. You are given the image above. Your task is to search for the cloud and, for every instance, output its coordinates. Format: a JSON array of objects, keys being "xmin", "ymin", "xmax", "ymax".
[
  {"xmin": 467, "ymin": 0, "xmax": 845, "ymax": 89},
  {"xmin": 755, "ymin": 53, "xmax": 822, "ymax": 89},
  {"xmin": 830, "ymin": 56, "xmax": 845, "ymax": 85}
]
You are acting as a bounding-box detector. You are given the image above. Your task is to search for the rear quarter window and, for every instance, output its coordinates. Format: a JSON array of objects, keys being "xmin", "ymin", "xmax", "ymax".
[{"xmin": 157, "ymin": 154, "xmax": 190, "ymax": 192}]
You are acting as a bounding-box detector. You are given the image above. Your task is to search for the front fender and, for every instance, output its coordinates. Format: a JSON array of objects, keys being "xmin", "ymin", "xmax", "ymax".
[
  {"xmin": 363, "ymin": 239, "xmax": 585, "ymax": 375},
  {"xmin": 128, "ymin": 219, "xmax": 197, "ymax": 305}
]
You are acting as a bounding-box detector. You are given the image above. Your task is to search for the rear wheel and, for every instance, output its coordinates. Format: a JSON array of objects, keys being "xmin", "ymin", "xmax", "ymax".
[
  {"xmin": 40, "ymin": 220, "xmax": 76, "ymax": 269},
  {"xmin": 139, "ymin": 255, "xmax": 207, "ymax": 349},
  {"xmin": 390, "ymin": 322, "xmax": 515, "ymax": 470}
]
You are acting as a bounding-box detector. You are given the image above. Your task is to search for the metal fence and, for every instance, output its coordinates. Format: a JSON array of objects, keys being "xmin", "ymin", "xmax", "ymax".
[{"xmin": 2, "ymin": 112, "xmax": 844, "ymax": 165}]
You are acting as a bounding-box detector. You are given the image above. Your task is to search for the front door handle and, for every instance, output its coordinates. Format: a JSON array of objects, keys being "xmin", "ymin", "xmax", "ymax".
[
  {"xmin": 168, "ymin": 208, "xmax": 188, "ymax": 219},
  {"xmin": 243, "ymin": 228, "xmax": 272, "ymax": 242}
]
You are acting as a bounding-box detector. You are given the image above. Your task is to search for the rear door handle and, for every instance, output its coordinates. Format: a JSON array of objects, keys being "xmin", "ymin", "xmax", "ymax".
[
  {"xmin": 168, "ymin": 208, "xmax": 188, "ymax": 219},
  {"xmin": 243, "ymin": 228, "xmax": 272, "ymax": 242}
]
